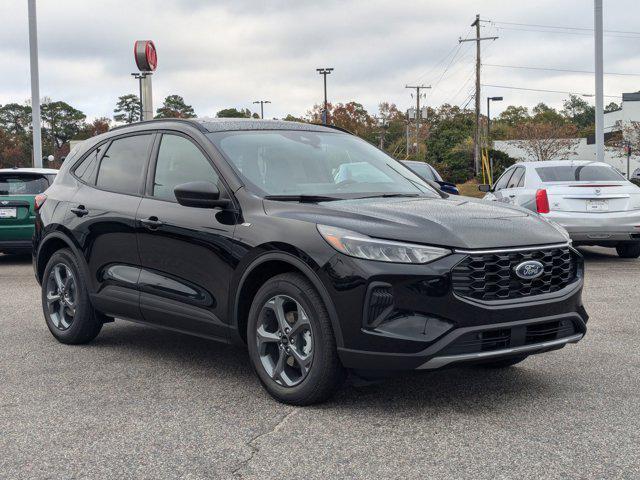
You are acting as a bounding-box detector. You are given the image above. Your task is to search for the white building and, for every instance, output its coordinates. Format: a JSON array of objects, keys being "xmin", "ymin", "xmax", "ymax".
[{"xmin": 494, "ymin": 92, "xmax": 640, "ymax": 178}]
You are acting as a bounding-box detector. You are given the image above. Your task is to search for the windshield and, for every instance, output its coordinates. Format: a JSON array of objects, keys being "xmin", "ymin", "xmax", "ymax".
[
  {"xmin": 536, "ymin": 164, "xmax": 624, "ymax": 182},
  {"xmin": 208, "ymin": 131, "xmax": 438, "ymax": 198},
  {"xmin": 0, "ymin": 174, "xmax": 49, "ymax": 195}
]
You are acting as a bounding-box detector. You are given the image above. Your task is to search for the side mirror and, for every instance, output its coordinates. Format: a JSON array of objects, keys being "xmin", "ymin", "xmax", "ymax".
[
  {"xmin": 174, "ymin": 181, "xmax": 231, "ymax": 209},
  {"xmin": 478, "ymin": 184, "xmax": 492, "ymax": 193}
]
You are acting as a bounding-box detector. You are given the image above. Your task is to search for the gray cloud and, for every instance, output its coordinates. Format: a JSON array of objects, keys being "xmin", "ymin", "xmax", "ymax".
[{"xmin": 1, "ymin": 0, "xmax": 639, "ymax": 121}]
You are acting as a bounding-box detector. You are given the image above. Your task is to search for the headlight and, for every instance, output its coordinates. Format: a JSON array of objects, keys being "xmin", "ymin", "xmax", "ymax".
[{"xmin": 317, "ymin": 225, "xmax": 451, "ymax": 264}]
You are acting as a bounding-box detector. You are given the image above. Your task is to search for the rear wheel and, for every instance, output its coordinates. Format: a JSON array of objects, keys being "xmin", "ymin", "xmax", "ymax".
[
  {"xmin": 247, "ymin": 273, "xmax": 345, "ymax": 405},
  {"xmin": 41, "ymin": 249, "xmax": 103, "ymax": 344},
  {"xmin": 616, "ymin": 242, "xmax": 640, "ymax": 259}
]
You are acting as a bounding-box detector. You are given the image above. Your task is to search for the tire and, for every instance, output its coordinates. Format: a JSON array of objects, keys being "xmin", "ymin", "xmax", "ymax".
[
  {"xmin": 616, "ymin": 243, "xmax": 640, "ymax": 259},
  {"xmin": 41, "ymin": 248, "xmax": 103, "ymax": 344},
  {"xmin": 476, "ymin": 355, "xmax": 528, "ymax": 369},
  {"xmin": 246, "ymin": 273, "xmax": 345, "ymax": 405}
]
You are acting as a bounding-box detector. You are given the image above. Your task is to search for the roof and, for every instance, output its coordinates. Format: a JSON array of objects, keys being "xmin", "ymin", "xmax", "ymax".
[
  {"xmin": 517, "ymin": 160, "xmax": 612, "ymax": 168},
  {"xmin": 0, "ymin": 167, "xmax": 58, "ymax": 174},
  {"xmin": 192, "ymin": 117, "xmax": 337, "ymax": 133}
]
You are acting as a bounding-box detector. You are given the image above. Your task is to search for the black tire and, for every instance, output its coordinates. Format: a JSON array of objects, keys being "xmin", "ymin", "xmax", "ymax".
[
  {"xmin": 616, "ymin": 243, "xmax": 640, "ymax": 259},
  {"xmin": 41, "ymin": 248, "xmax": 103, "ymax": 344},
  {"xmin": 476, "ymin": 355, "xmax": 528, "ymax": 369},
  {"xmin": 247, "ymin": 273, "xmax": 345, "ymax": 405}
]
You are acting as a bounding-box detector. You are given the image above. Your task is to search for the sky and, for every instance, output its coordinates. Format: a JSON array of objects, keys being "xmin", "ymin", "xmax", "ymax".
[{"xmin": 1, "ymin": 0, "xmax": 639, "ymax": 122}]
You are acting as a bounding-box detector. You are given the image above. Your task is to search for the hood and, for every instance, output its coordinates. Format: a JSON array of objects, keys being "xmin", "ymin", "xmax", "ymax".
[{"xmin": 264, "ymin": 195, "xmax": 569, "ymax": 249}]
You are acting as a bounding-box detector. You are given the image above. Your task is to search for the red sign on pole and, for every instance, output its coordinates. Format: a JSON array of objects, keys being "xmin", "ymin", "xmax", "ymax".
[{"xmin": 134, "ymin": 40, "xmax": 157, "ymax": 72}]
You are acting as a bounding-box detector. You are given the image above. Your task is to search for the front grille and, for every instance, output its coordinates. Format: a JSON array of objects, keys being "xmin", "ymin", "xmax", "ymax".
[
  {"xmin": 451, "ymin": 246, "xmax": 577, "ymax": 301},
  {"xmin": 440, "ymin": 319, "xmax": 577, "ymax": 356}
]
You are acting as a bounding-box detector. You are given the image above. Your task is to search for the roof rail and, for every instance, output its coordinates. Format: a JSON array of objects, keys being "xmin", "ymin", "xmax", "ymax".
[
  {"xmin": 310, "ymin": 123, "xmax": 354, "ymax": 135},
  {"xmin": 110, "ymin": 118, "xmax": 207, "ymax": 133}
]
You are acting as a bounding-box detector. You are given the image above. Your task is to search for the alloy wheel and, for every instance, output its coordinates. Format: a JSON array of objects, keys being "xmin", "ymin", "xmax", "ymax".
[
  {"xmin": 256, "ymin": 295, "xmax": 314, "ymax": 387},
  {"xmin": 46, "ymin": 263, "xmax": 77, "ymax": 331}
]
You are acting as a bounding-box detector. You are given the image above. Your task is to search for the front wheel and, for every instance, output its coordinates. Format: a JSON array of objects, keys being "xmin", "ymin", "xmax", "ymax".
[
  {"xmin": 247, "ymin": 273, "xmax": 345, "ymax": 405},
  {"xmin": 41, "ymin": 249, "xmax": 103, "ymax": 344},
  {"xmin": 616, "ymin": 243, "xmax": 640, "ymax": 259}
]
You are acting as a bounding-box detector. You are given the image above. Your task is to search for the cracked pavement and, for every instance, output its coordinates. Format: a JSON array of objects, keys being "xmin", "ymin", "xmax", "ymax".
[{"xmin": 0, "ymin": 247, "xmax": 639, "ymax": 479}]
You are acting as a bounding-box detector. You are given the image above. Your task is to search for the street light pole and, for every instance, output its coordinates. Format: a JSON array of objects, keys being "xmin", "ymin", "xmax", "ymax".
[
  {"xmin": 27, "ymin": 0, "xmax": 42, "ymax": 168},
  {"xmin": 316, "ymin": 68, "xmax": 334, "ymax": 125},
  {"xmin": 252, "ymin": 100, "xmax": 271, "ymax": 119},
  {"xmin": 594, "ymin": 0, "xmax": 605, "ymax": 163},
  {"xmin": 486, "ymin": 96, "xmax": 503, "ymax": 184}
]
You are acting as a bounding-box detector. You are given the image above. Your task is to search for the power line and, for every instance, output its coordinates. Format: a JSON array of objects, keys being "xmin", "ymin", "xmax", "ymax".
[
  {"xmin": 481, "ymin": 83, "xmax": 622, "ymax": 99},
  {"xmin": 483, "ymin": 63, "xmax": 640, "ymax": 76},
  {"xmin": 484, "ymin": 19, "xmax": 640, "ymax": 36},
  {"xmin": 491, "ymin": 25, "xmax": 640, "ymax": 39}
]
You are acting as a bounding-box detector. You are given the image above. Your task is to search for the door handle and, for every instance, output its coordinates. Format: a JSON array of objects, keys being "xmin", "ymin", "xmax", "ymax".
[
  {"xmin": 508, "ymin": 194, "xmax": 516, "ymax": 198},
  {"xmin": 70, "ymin": 205, "xmax": 89, "ymax": 217},
  {"xmin": 141, "ymin": 216, "xmax": 164, "ymax": 229}
]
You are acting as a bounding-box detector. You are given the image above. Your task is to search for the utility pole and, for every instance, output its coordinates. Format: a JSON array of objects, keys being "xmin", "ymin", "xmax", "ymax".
[
  {"xmin": 253, "ymin": 100, "xmax": 271, "ymax": 119},
  {"xmin": 405, "ymin": 85, "xmax": 431, "ymax": 160},
  {"xmin": 594, "ymin": 0, "xmax": 605, "ymax": 163},
  {"xmin": 459, "ymin": 15, "xmax": 498, "ymax": 175},
  {"xmin": 316, "ymin": 68, "xmax": 334, "ymax": 125},
  {"xmin": 28, "ymin": 0, "xmax": 42, "ymax": 168}
]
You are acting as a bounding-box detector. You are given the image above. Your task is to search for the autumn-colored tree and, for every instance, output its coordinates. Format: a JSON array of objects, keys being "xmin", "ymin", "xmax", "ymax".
[
  {"xmin": 508, "ymin": 121, "xmax": 579, "ymax": 162},
  {"xmin": 155, "ymin": 95, "xmax": 196, "ymax": 118},
  {"xmin": 77, "ymin": 117, "xmax": 111, "ymax": 140},
  {"xmin": 114, "ymin": 94, "xmax": 141, "ymax": 124}
]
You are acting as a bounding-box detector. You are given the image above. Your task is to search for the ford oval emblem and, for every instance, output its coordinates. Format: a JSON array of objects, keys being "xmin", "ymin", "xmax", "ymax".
[{"xmin": 514, "ymin": 260, "xmax": 544, "ymax": 280}]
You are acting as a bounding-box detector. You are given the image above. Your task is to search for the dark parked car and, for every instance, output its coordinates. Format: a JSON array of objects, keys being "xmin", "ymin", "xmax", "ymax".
[
  {"xmin": 401, "ymin": 160, "xmax": 459, "ymax": 195},
  {"xmin": 33, "ymin": 119, "xmax": 587, "ymax": 405}
]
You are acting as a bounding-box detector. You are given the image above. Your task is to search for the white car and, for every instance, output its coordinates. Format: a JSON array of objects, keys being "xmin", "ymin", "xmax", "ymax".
[{"xmin": 480, "ymin": 160, "xmax": 640, "ymax": 258}]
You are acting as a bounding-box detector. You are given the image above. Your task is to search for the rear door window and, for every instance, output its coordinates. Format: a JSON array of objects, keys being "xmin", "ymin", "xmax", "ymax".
[
  {"xmin": 536, "ymin": 165, "xmax": 624, "ymax": 182},
  {"xmin": 0, "ymin": 174, "xmax": 49, "ymax": 195},
  {"xmin": 96, "ymin": 135, "xmax": 153, "ymax": 195}
]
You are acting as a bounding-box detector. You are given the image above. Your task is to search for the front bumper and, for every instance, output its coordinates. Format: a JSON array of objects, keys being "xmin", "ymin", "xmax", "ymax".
[
  {"xmin": 545, "ymin": 210, "xmax": 640, "ymax": 243},
  {"xmin": 320, "ymin": 246, "xmax": 587, "ymax": 371}
]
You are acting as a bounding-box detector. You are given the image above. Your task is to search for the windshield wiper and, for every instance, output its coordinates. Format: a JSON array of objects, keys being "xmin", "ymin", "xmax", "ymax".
[
  {"xmin": 355, "ymin": 193, "xmax": 421, "ymax": 199},
  {"xmin": 264, "ymin": 195, "xmax": 341, "ymax": 202}
]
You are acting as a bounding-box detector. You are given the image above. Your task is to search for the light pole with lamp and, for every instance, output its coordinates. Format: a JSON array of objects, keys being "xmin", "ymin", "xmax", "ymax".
[{"xmin": 316, "ymin": 68, "xmax": 334, "ymax": 125}]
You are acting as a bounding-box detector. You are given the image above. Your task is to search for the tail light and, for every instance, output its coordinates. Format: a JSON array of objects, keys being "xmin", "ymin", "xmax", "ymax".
[
  {"xmin": 34, "ymin": 193, "xmax": 47, "ymax": 211},
  {"xmin": 536, "ymin": 189, "xmax": 550, "ymax": 214}
]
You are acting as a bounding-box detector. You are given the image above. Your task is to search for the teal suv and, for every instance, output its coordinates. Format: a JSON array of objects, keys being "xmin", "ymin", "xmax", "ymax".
[{"xmin": 0, "ymin": 168, "xmax": 57, "ymax": 255}]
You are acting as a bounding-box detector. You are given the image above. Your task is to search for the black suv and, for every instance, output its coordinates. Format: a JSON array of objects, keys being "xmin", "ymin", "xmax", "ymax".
[{"xmin": 33, "ymin": 119, "xmax": 588, "ymax": 405}]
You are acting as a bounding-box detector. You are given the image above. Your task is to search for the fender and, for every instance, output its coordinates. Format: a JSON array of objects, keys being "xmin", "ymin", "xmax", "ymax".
[
  {"xmin": 35, "ymin": 230, "xmax": 92, "ymax": 291},
  {"xmin": 231, "ymin": 251, "xmax": 344, "ymax": 348}
]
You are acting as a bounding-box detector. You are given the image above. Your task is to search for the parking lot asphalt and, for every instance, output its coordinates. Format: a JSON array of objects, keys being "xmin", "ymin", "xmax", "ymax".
[{"xmin": 0, "ymin": 248, "xmax": 638, "ymax": 480}]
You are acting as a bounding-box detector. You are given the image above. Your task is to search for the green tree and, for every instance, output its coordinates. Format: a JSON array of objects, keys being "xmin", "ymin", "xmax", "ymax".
[
  {"xmin": 283, "ymin": 114, "xmax": 306, "ymax": 123},
  {"xmin": 114, "ymin": 94, "xmax": 141, "ymax": 124},
  {"xmin": 605, "ymin": 101, "xmax": 620, "ymax": 113},
  {"xmin": 216, "ymin": 108, "xmax": 252, "ymax": 118},
  {"xmin": 155, "ymin": 95, "xmax": 196, "ymax": 118},
  {"xmin": 562, "ymin": 94, "xmax": 595, "ymax": 131},
  {"xmin": 0, "ymin": 103, "xmax": 32, "ymax": 135},
  {"xmin": 496, "ymin": 105, "xmax": 529, "ymax": 127},
  {"xmin": 532, "ymin": 103, "xmax": 565, "ymax": 125},
  {"xmin": 41, "ymin": 100, "xmax": 86, "ymax": 158}
]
